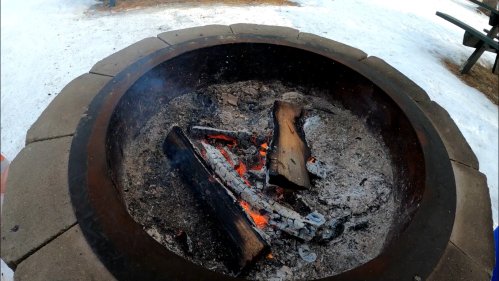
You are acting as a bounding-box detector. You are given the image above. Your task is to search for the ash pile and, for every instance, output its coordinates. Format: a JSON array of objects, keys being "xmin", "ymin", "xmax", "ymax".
[{"xmin": 121, "ymin": 81, "xmax": 397, "ymax": 280}]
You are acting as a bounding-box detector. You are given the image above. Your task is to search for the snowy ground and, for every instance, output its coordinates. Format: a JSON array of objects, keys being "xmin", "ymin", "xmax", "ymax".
[{"xmin": 1, "ymin": 0, "xmax": 497, "ymax": 277}]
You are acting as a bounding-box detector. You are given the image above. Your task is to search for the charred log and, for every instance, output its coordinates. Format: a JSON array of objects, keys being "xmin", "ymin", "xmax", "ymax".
[
  {"xmin": 163, "ymin": 127, "xmax": 269, "ymax": 274},
  {"xmin": 202, "ymin": 142, "xmax": 323, "ymax": 241},
  {"xmin": 189, "ymin": 126, "xmax": 266, "ymax": 148},
  {"xmin": 267, "ymin": 101, "xmax": 312, "ymax": 190}
]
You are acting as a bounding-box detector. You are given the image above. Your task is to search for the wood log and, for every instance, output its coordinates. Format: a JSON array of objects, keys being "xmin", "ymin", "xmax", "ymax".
[
  {"xmin": 189, "ymin": 126, "xmax": 267, "ymax": 148},
  {"xmin": 267, "ymin": 101, "xmax": 312, "ymax": 190},
  {"xmin": 163, "ymin": 127, "xmax": 269, "ymax": 274},
  {"xmin": 201, "ymin": 142, "xmax": 323, "ymax": 241}
]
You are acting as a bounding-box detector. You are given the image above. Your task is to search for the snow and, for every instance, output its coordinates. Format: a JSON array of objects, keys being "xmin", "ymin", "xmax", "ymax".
[{"xmin": 1, "ymin": 0, "xmax": 497, "ymax": 275}]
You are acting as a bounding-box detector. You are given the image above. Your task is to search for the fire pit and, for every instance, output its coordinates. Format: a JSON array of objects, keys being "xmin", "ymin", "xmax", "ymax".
[
  {"xmin": 66, "ymin": 25, "xmax": 458, "ymax": 281},
  {"xmin": 4, "ymin": 24, "xmax": 493, "ymax": 281}
]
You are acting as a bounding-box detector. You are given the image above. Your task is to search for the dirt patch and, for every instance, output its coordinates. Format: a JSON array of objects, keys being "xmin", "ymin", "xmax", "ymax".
[
  {"xmin": 443, "ymin": 58, "xmax": 498, "ymax": 105},
  {"xmin": 96, "ymin": 0, "xmax": 296, "ymax": 11}
]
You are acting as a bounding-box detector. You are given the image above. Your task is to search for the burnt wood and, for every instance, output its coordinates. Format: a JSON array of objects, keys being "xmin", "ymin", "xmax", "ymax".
[
  {"xmin": 267, "ymin": 101, "xmax": 311, "ymax": 190},
  {"xmin": 163, "ymin": 126, "xmax": 269, "ymax": 275}
]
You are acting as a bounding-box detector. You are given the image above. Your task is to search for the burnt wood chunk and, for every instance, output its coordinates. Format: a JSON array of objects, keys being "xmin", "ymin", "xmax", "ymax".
[
  {"xmin": 163, "ymin": 127, "xmax": 269, "ymax": 274},
  {"xmin": 268, "ymin": 101, "xmax": 311, "ymax": 190}
]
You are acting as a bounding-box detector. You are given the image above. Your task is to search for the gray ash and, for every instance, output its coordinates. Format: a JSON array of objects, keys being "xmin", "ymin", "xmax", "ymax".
[{"xmin": 120, "ymin": 80, "xmax": 396, "ymax": 280}]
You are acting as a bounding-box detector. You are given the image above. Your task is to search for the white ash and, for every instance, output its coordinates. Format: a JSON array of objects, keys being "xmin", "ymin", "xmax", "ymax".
[
  {"xmin": 306, "ymin": 159, "xmax": 327, "ymax": 179},
  {"xmin": 121, "ymin": 80, "xmax": 396, "ymax": 280}
]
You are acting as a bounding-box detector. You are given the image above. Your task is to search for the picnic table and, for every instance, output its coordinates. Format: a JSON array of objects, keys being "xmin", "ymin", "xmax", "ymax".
[{"xmin": 436, "ymin": 0, "xmax": 499, "ymax": 74}]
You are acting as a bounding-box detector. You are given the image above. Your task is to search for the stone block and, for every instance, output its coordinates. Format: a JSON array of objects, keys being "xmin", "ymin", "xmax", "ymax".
[
  {"xmin": 427, "ymin": 242, "xmax": 491, "ymax": 281},
  {"xmin": 14, "ymin": 225, "xmax": 116, "ymax": 281},
  {"xmin": 26, "ymin": 74, "xmax": 111, "ymax": 144},
  {"xmin": 158, "ymin": 25, "xmax": 233, "ymax": 45},
  {"xmin": 450, "ymin": 161, "xmax": 495, "ymax": 273},
  {"xmin": 361, "ymin": 56, "xmax": 430, "ymax": 102},
  {"xmin": 90, "ymin": 37, "xmax": 168, "ymax": 77},
  {"xmin": 230, "ymin": 23, "xmax": 299, "ymax": 39},
  {"xmin": 1, "ymin": 137, "xmax": 76, "ymax": 268},
  {"xmin": 417, "ymin": 100, "xmax": 479, "ymax": 169},
  {"xmin": 297, "ymin": 32, "xmax": 367, "ymax": 61}
]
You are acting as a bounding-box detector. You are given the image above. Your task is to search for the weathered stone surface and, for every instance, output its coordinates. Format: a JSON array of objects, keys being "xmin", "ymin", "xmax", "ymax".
[
  {"xmin": 361, "ymin": 56, "xmax": 430, "ymax": 102},
  {"xmin": 427, "ymin": 242, "xmax": 491, "ymax": 281},
  {"xmin": 158, "ymin": 25, "xmax": 233, "ymax": 45},
  {"xmin": 450, "ymin": 161, "xmax": 495, "ymax": 273},
  {"xmin": 90, "ymin": 37, "xmax": 168, "ymax": 77},
  {"xmin": 297, "ymin": 32, "xmax": 367, "ymax": 61},
  {"xmin": 14, "ymin": 225, "xmax": 116, "ymax": 281},
  {"xmin": 1, "ymin": 137, "xmax": 76, "ymax": 268},
  {"xmin": 230, "ymin": 23, "xmax": 299, "ymax": 39},
  {"xmin": 26, "ymin": 74, "xmax": 111, "ymax": 144},
  {"xmin": 416, "ymin": 100, "xmax": 479, "ymax": 169}
]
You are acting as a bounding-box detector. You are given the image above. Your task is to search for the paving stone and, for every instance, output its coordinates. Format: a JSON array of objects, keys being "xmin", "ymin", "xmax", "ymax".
[
  {"xmin": 14, "ymin": 225, "xmax": 116, "ymax": 281},
  {"xmin": 297, "ymin": 32, "xmax": 367, "ymax": 61},
  {"xmin": 416, "ymin": 100, "xmax": 479, "ymax": 169},
  {"xmin": 449, "ymin": 161, "xmax": 495, "ymax": 273},
  {"xmin": 361, "ymin": 56, "xmax": 430, "ymax": 102},
  {"xmin": 230, "ymin": 23, "xmax": 299, "ymax": 39},
  {"xmin": 427, "ymin": 242, "xmax": 491, "ymax": 281},
  {"xmin": 26, "ymin": 74, "xmax": 111, "ymax": 145},
  {"xmin": 158, "ymin": 25, "xmax": 232, "ymax": 45},
  {"xmin": 90, "ymin": 37, "xmax": 168, "ymax": 77},
  {"xmin": 1, "ymin": 137, "xmax": 76, "ymax": 269}
]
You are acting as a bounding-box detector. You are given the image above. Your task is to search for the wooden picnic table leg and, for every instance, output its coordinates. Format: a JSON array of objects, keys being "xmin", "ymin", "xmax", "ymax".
[
  {"xmin": 494, "ymin": 54, "xmax": 498, "ymax": 74},
  {"xmin": 460, "ymin": 26, "xmax": 498, "ymax": 74},
  {"xmin": 459, "ymin": 43, "xmax": 487, "ymax": 74}
]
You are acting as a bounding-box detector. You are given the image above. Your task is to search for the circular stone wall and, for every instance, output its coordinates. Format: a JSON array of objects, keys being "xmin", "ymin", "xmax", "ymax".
[{"xmin": 0, "ymin": 25, "xmax": 494, "ymax": 281}]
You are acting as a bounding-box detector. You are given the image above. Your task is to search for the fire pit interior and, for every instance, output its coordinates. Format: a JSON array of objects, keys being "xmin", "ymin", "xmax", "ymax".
[{"xmin": 105, "ymin": 43, "xmax": 426, "ymax": 280}]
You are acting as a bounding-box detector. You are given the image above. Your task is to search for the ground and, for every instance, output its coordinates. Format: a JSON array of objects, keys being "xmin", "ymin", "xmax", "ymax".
[{"xmin": 1, "ymin": 0, "xmax": 498, "ymax": 278}]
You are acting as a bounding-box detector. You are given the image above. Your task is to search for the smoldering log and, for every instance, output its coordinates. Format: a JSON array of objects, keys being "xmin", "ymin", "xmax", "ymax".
[
  {"xmin": 163, "ymin": 126, "xmax": 269, "ymax": 274},
  {"xmin": 189, "ymin": 126, "xmax": 267, "ymax": 148},
  {"xmin": 202, "ymin": 142, "xmax": 324, "ymax": 241},
  {"xmin": 267, "ymin": 101, "xmax": 312, "ymax": 190}
]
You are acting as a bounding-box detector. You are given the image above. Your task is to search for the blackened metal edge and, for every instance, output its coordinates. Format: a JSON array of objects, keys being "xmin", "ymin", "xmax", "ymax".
[{"xmin": 68, "ymin": 34, "xmax": 456, "ymax": 281}]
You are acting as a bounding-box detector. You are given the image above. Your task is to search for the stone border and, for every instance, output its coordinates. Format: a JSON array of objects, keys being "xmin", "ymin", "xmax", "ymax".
[{"xmin": 1, "ymin": 24, "xmax": 493, "ymax": 280}]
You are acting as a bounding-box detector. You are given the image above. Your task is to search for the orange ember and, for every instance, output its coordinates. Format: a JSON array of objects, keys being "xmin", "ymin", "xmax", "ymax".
[
  {"xmin": 240, "ymin": 200, "xmax": 268, "ymax": 228},
  {"xmin": 251, "ymin": 161, "xmax": 265, "ymax": 171},
  {"xmin": 207, "ymin": 134, "xmax": 237, "ymax": 145},
  {"xmin": 218, "ymin": 149, "xmax": 234, "ymax": 166},
  {"xmin": 309, "ymin": 157, "xmax": 315, "ymax": 163},
  {"xmin": 259, "ymin": 143, "xmax": 268, "ymax": 157},
  {"xmin": 268, "ymin": 254, "xmax": 274, "ymax": 259},
  {"xmin": 234, "ymin": 161, "xmax": 247, "ymax": 177}
]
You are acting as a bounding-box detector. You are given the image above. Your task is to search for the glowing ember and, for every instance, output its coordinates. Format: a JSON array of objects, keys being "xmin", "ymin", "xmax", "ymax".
[
  {"xmin": 309, "ymin": 157, "xmax": 315, "ymax": 163},
  {"xmin": 268, "ymin": 254, "xmax": 274, "ymax": 259},
  {"xmin": 250, "ymin": 161, "xmax": 265, "ymax": 171},
  {"xmin": 259, "ymin": 143, "xmax": 267, "ymax": 157},
  {"xmin": 234, "ymin": 161, "xmax": 247, "ymax": 178},
  {"xmin": 207, "ymin": 134, "xmax": 237, "ymax": 145},
  {"xmin": 218, "ymin": 149, "xmax": 234, "ymax": 166},
  {"xmin": 240, "ymin": 200, "xmax": 268, "ymax": 228}
]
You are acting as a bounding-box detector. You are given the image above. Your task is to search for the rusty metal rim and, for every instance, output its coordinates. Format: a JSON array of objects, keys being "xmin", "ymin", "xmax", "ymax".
[{"xmin": 68, "ymin": 34, "xmax": 456, "ymax": 281}]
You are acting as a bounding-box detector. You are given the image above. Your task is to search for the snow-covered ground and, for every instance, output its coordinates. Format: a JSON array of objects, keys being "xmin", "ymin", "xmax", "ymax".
[{"xmin": 1, "ymin": 0, "xmax": 497, "ymax": 276}]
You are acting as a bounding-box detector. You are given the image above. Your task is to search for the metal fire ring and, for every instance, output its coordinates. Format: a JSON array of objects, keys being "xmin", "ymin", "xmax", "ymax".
[{"xmin": 68, "ymin": 34, "xmax": 456, "ymax": 281}]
